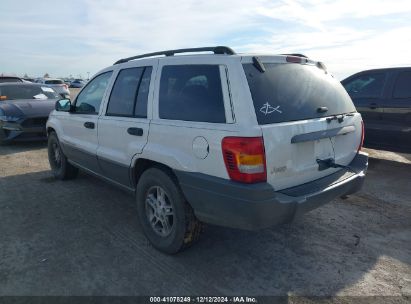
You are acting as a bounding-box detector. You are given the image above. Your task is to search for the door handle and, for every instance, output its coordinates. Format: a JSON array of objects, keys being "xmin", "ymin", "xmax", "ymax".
[
  {"xmin": 369, "ymin": 103, "xmax": 378, "ymax": 110},
  {"xmin": 127, "ymin": 127, "xmax": 143, "ymax": 136},
  {"xmin": 84, "ymin": 122, "xmax": 95, "ymax": 129}
]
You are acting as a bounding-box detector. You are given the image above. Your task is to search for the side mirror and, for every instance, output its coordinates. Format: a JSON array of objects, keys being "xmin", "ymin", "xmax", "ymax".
[{"xmin": 55, "ymin": 99, "xmax": 72, "ymax": 112}]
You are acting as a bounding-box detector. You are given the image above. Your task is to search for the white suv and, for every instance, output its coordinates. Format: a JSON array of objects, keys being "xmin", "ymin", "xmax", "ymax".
[{"xmin": 46, "ymin": 46, "xmax": 368, "ymax": 254}]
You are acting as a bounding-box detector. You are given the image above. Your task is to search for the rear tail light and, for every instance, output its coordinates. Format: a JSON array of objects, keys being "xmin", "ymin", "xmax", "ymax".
[
  {"xmin": 62, "ymin": 84, "xmax": 68, "ymax": 89},
  {"xmin": 222, "ymin": 137, "xmax": 266, "ymax": 183},
  {"xmin": 358, "ymin": 120, "xmax": 365, "ymax": 152}
]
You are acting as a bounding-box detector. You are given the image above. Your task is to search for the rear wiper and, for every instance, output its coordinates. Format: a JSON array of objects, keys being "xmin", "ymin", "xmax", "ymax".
[
  {"xmin": 326, "ymin": 115, "xmax": 344, "ymax": 123},
  {"xmin": 326, "ymin": 113, "xmax": 354, "ymax": 124}
]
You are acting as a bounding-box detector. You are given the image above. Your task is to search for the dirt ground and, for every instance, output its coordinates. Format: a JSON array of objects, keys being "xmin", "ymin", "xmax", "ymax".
[{"xmin": 0, "ymin": 141, "xmax": 410, "ymax": 300}]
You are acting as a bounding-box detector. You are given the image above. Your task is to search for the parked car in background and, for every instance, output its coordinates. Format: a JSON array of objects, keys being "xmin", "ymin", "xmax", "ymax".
[
  {"xmin": 0, "ymin": 83, "xmax": 60, "ymax": 143},
  {"xmin": 35, "ymin": 78, "xmax": 70, "ymax": 98},
  {"xmin": 0, "ymin": 76, "xmax": 23, "ymax": 83},
  {"xmin": 342, "ymin": 67, "xmax": 411, "ymax": 152},
  {"xmin": 23, "ymin": 78, "xmax": 35, "ymax": 83},
  {"xmin": 69, "ymin": 79, "xmax": 85, "ymax": 88},
  {"xmin": 47, "ymin": 46, "xmax": 368, "ymax": 254}
]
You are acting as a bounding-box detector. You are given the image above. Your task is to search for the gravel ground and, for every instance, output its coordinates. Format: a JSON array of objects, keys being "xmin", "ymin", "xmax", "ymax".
[{"xmin": 0, "ymin": 143, "xmax": 410, "ymax": 301}]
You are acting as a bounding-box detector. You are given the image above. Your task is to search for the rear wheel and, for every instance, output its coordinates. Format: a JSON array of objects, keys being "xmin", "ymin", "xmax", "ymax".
[
  {"xmin": 136, "ymin": 168, "xmax": 203, "ymax": 254},
  {"xmin": 48, "ymin": 132, "xmax": 78, "ymax": 180}
]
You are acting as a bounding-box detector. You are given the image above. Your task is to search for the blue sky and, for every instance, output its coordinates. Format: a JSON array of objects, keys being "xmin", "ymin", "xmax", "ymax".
[{"xmin": 1, "ymin": 0, "xmax": 410, "ymax": 80}]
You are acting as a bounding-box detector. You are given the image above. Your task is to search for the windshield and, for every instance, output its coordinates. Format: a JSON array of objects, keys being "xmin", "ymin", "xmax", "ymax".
[
  {"xmin": 0, "ymin": 85, "xmax": 59, "ymax": 100},
  {"xmin": 243, "ymin": 63, "xmax": 356, "ymax": 124}
]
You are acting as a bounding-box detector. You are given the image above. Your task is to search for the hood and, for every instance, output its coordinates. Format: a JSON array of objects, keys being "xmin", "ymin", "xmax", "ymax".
[{"xmin": 0, "ymin": 99, "xmax": 58, "ymax": 118}]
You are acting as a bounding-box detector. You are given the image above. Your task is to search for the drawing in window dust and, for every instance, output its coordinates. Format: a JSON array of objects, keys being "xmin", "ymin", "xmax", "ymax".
[{"xmin": 260, "ymin": 102, "xmax": 282, "ymax": 115}]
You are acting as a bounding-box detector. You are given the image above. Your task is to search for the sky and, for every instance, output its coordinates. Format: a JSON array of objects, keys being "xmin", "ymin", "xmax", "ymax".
[{"xmin": 1, "ymin": 0, "xmax": 411, "ymax": 80}]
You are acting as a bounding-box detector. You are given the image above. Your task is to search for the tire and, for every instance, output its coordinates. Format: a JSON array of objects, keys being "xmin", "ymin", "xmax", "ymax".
[
  {"xmin": 47, "ymin": 132, "xmax": 79, "ymax": 180},
  {"xmin": 0, "ymin": 129, "xmax": 9, "ymax": 145},
  {"xmin": 136, "ymin": 168, "xmax": 203, "ymax": 254}
]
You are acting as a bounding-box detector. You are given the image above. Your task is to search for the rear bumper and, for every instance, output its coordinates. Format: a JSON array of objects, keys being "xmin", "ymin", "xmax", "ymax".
[{"xmin": 176, "ymin": 152, "xmax": 368, "ymax": 230}]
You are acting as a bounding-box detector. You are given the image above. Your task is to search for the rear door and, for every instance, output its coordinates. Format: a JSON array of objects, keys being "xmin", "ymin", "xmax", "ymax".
[
  {"xmin": 342, "ymin": 71, "xmax": 387, "ymax": 130},
  {"xmin": 96, "ymin": 62, "xmax": 156, "ymax": 187},
  {"xmin": 243, "ymin": 59, "xmax": 362, "ymax": 190},
  {"xmin": 380, "ymin": 69, "xmax": 411, "ymax": 148}
]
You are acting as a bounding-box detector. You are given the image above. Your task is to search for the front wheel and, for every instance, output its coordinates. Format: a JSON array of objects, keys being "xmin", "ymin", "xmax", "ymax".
[
  {"xmin": 136, "ymin": 168, "xmax": 203, "ymax": 254},
  {"xmin": 47, "ymin": 132, "xmax": 78, "ymax": 180}
]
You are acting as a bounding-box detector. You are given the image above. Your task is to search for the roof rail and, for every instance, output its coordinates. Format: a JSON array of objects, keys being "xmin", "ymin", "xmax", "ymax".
[{"xmin": 114, "ymin": 46, "xmax": 236, "ymax": 65}]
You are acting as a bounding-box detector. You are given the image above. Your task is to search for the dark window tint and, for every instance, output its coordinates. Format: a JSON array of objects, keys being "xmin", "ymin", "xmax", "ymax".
[
  {"xmin": 135, "ymin": 67, "xmax": 152, "ymax": 117},
  {"xmin": 107, "ymin": 67, "xmax": 152, "ymax": 117},
  {"xmin": 75, "ymin": 72, "xmax": 112, "ymax": 114},
  {"xmin": 107, "ymin": 68, "xmax": 144, "ymax": 116},
  {"xmin": 244, "ymin": 63, "xmax": 356, "ymax": 124},
  {"xmin": 393, "ymin": 71, "xmax": 411, "ymax": 99},
  {"xmin": 0, "ymin": 84, "xmax": 59, "ymax": 100},
  {"xmin": 159, "ymin": 65, "xmax": 225, "ymax": 123},
  {"xmin": 343, "ymin": 73, "xmax": 386, "ymax": 98},
  {"xmin": 45, "ymin": 80, "xmax": 64, "ymax": 84}
]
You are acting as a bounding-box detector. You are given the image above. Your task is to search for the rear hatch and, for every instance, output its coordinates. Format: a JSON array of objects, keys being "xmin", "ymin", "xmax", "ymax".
[
  {"xmin": 243, "ymin": 57, "xmax": 363, "ymax": 191},
  {"xmin": 44, "ymin": 80, "xmax": 68, "ymax": 94}
]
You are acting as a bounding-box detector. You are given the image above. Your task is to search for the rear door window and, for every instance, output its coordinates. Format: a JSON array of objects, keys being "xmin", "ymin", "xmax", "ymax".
[
  {"xmin": 159, "ymin": 65, "xmax": 226, "ymax": 123},
  {"xmin": 244, "ymin": 63, "xmax": 356, "ymax": 124},
  {"xmin": 107, "ymin": 68, "xmax": 144, "ymax": 117},
  {"xmin": 393, "ymin": 71, "xmax": 411, "ymax": 99},
  {"xmin": 106, "ymin": 67, "xmax": 152, "ymax": 117}
]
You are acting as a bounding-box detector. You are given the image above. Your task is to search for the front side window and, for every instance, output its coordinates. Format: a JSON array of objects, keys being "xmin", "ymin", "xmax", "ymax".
[
  {"xmin": 74, "ymin": 72, "xmax": 112, "ymax": 114},
  {"xmin": 393, "ymin": 71, "xmax": 411, "ymax": 99},
  {"xmin": 106, "ymin": 66, "xmax": 152, "ymax": 117},
  {"xmin": 159, "ymin": 65, "xmax": 226, "ymax": 123},
  {"xmin": 343, "ymin": 73, "xmax": 386, "ymax": 98}
]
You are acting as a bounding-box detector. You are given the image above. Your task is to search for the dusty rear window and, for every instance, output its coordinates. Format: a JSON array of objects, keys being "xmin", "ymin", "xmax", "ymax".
[{"xmin": 243, "ymin": 63, "xmax": 356, "ymax": 124}]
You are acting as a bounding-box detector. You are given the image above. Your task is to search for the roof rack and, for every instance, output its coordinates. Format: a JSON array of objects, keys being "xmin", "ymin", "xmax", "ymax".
[{"xmin": 114, "ymin": 46, "xmax": 236, "ymax": 65}]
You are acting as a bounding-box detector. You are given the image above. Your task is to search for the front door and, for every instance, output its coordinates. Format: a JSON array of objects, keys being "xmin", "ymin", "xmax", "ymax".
[
  {"xmin": 381, "ymin": 70, "xmax": 411, "ymax": 149},
  {"xmin": 343, "ymin": 71, "xmax": 387, "ymax": 128},
  {"xmin": 60, "ymin": 71, "xmax": 113, "ymax": 173}
]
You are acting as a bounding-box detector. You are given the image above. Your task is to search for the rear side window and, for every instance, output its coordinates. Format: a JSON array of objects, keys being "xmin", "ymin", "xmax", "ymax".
[
  {"xmin": 393, "ymin": 71, "xmax": 411, "ymax": 99},
  {"xmin": 159, "ymin": 65, "xmax": 226, "ymax": 123},
  {"xmin": 343, "ymin": 73, "xmax": 386, "ymax": 98},
  {"xmin": 244, "ymin": 63, "xmax": 356, "ymax": 124}
]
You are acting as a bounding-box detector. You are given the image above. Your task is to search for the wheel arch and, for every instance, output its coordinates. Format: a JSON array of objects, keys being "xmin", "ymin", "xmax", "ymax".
[{"xmin": 131, "ymin": 158, "xmax": 180, "ymax": 190}]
